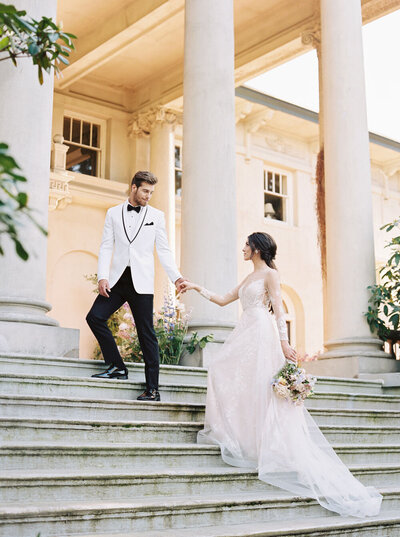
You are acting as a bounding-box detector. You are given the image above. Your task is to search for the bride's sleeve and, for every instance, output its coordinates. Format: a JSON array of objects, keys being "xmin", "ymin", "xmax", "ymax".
[
  {"xmin": 198, "ymin": 283, "xmax": 241, "ymax": 307},
  {"xmin": 266, "ymin": 271, "xmax": 288, "ymax": 341}
]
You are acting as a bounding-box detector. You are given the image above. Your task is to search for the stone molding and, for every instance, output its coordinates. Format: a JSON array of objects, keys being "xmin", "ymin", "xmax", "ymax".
[
  {"xmin": 362, "ymin": 0, "xmax": 400, "ymax": 23},
  {"xmin": 128, "ymin": 106, "xmax": 181, "ymax": 138},
  {"xmin": 49, "ymin": 171, "xmax": 73, "ymax": 211},
  {"xmin": 49, "ymin": 135, "xmax": 73, "ymax": 211}
]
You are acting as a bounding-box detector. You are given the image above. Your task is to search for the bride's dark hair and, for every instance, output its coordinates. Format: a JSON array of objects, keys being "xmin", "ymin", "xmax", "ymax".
[{"xmin": 248, "ymin": 232, "xmax": 277, "ymax": 269}]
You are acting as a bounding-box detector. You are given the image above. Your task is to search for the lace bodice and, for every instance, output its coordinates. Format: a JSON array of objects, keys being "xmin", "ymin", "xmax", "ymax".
[{"xmin": 238, "ymin": 278, "xmax": 268, "ymax": 310}]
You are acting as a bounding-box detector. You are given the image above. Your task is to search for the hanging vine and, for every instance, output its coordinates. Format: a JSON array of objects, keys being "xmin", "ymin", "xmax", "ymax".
[{"xmin": 315, "ymin": 148, "xmax": 326, "ymax": 278}]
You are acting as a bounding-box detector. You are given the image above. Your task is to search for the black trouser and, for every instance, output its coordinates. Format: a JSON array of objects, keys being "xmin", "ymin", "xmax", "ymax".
[{"xmin": 86, "ymin": 268, "xmax": 160, "ymax": 390}]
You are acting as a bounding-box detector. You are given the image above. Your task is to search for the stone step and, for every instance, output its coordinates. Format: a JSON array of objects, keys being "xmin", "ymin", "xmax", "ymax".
[
  {"xmin": 0, "ymin": 352, "xmax": 208, "ymax": 386},
  {"xmin": 0, "ymin": 372, "xmax": 206, "ymax": 404},
  {"xmin": 1, "ymin": 442, "xmax": 400, "ymax": 471},
  {"xmin": 305, "ymin": 391, "xmax": 400, "ymax": 411},
  {"xmin": 0, "ymin": 394, "xmax": 205, "ymax": 422},
  {"xmin": 1, "ymin": 417, "xmax": 400, "ymax": 446},
  {"xmin": 0, "ymin": 442, "xmax": 224, "ymax": 471},
  {"xmin": 1, "ymin": 464, "xmax": 398, "ymax": 504},
  {"xmin": 308, "ymin": 407, "xmax": 400, "ymax": 426},
  {"xmin": 0, "ymin": 467, "xmax": 273, "ymax": 503},
  {"xmin": 2, "ymin": 394, "xmax": 400, "ymax": 427},
  {"xmin": 0, "ymin": 373, "xmax": 397, "ymax": 408},
  {"xmin": 0, "ymin": 352, "xmax": 385, "ymax": 395},
  {"xmin": 0, "ymin": 489, "xmax": 397, "ymax": 537},
  {"xmin": 0, "ymin": 417, "xmax": 202, "ymax": 443},
  {"xmin": 65, "ymin": 511, "xmax": 400, "ymax": 537}
]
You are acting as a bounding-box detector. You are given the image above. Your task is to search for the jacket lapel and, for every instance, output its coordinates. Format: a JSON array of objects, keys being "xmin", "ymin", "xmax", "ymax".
[{"xmin": 121, "ymin": 204, "xmax": 148, "ymax": 245}]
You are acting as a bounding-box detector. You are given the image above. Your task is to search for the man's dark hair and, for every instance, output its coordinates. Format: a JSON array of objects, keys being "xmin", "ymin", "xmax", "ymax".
[{"xmin": 131, "ymin": 171, "xmax": 158, "ymax": 188}]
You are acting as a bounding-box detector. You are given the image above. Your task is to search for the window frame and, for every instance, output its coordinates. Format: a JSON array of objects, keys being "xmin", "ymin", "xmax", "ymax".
[
  {"xmin": 263, "ymin": 165, "xmax": 293, "ymax": 226},
  {"xmin": 63, "ymin": 111, "xmax": 107, "ymax": 179},
  {"xmin": 174, "ymin": 142, "xmax": 183, "ymax": 197}
]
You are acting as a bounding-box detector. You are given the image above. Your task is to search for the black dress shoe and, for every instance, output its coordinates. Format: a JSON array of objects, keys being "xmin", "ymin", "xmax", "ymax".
[
  {"xmin": 137, "ymin": 389, "xmax": 160, "ymax": 401},
  {"xmin": 108, "ymin": 367, "xmax": 128, "ymax": 380},
  {"xmin": 92, "ymin": 366, "xmax": 128, "ymax": 380},
  {"xmin": 91, "ymin": 365, "xmax": 115, "ymax": 378}
]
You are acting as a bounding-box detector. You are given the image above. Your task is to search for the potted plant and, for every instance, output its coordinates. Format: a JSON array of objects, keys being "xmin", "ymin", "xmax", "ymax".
[{"xmin": 365, "ymin": 218, "xmax": 400, "ymax": 357}]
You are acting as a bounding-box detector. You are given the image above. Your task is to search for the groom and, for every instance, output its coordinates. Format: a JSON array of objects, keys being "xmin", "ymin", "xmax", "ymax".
[{"xmin": 86, "ymin": 170, "xmax": 185, "ymax": 401}]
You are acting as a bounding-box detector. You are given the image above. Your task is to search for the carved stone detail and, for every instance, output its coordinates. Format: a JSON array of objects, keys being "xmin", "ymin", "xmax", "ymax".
[
  {"xmin": 301, "ymin": 26, "xmax": 321, "ymax": 53},
  {"xmin": 49, "ymin": 172, "xmax": 72, "ymax": 211},
  {"xmin": 128, "ymin": 106, "xmax": 180, "ymax": 138},
  {"xmin": 49, "ymin": 135, "xmax": 73, "ymax": 211}
]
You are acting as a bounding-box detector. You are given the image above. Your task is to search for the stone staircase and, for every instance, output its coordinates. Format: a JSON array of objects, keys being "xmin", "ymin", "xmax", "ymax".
[{"xmin": 1, "ymin": 352, "xmax": 400, "ymax": 536}]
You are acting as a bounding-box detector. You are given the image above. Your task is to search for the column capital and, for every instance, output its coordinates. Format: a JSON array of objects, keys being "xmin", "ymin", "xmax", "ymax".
[
  {"xmin": 128, "ymin": 106, "xmax": 181, "ymax": 138},
  {"xmin": 301, "ymin": 26, "xmax": 321, "ymax": 54}
]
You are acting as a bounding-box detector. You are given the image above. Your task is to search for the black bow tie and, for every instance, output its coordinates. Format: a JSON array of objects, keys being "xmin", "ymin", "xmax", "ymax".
[{"xmin": 127, "ymin": 204, "xmax": 141, "ymax": 213}]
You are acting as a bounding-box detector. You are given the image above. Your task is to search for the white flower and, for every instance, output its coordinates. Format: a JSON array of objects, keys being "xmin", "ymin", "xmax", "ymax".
[
  {"xmin": 119, "ymin": 322, "xmax": 129, "ymax": 331},
  {"xmin": 274, "ymin": 384, "xmax": 290, "ymax": 399},
  {"xmin": 176, "ymin": 302, "xmax": 186, "ymax": 312}
]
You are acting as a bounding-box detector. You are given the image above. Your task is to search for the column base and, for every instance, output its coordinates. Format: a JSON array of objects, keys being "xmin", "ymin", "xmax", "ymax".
[
  {"xmin": 303, "ymin": 337, "xmax": 396, "ymax": 378},
  {"xmin": 0, "ymin": 320, "xmax": 80, "ymax": 357},
  {"xmin": 179, "ymin": 322, "xmax": 235, "ymax": 368},
  {"xmin": 0, "ymin": 297, "xmax": 59, "ymax": 326}
]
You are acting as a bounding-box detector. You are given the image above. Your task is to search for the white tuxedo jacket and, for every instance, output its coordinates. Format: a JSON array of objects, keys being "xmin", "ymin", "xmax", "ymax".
[{"xmin": 97, "ymin": 201, "xmax": 182, "ymax": 294}]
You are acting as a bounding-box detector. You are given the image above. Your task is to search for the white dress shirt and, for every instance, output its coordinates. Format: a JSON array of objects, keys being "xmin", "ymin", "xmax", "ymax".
[{"xmin": 125, "ymin": 201, "xmax": 143, "ymax": 265}]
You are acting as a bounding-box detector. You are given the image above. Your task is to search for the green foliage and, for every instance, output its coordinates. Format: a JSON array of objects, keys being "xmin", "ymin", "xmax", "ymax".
[
  {"xmin": 0, "ymin": 142, "xmax": 47, "ymax": 259},
  {"xmin": 186, "ymin": 331, "xmax": 214, "ymax": 355},
  {"xmin": 0, "ymin": 3, "xmax": 76, "ymax": 84},
  {"xmin": 365, "ymin": 218, "xmax": 400, "ymax": 339}
]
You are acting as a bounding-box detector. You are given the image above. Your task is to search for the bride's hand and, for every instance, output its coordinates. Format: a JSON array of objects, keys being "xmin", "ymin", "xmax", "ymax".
[{"xmin": 281, "ymin": 341, "xmax": 297, "ymax": 363}]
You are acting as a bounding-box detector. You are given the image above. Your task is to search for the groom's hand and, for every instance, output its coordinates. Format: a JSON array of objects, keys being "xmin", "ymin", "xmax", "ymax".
[
  {"xmin": 175, "ymin": 277, "xmax": 186, "ymax": 293},
  {"xmin": 98, "ymin": 279, "xmax": 111, "ymax": 298}
]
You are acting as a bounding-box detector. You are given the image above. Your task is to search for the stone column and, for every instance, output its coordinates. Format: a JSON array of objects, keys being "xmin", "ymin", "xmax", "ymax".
[
  {"xmin": 149, "ymin": 108, "xmax": 177, "ymax": 309},
  {"xmin": 180, "ymin": 0, "xmax": 237, "ymax": 366},
  {"xmin": 317, "ymin": 0, "xmax": 391, "ymax": 376},
  {"xmin": 0, "ymin": 0, "xmax": 79, "ymax": 356}
]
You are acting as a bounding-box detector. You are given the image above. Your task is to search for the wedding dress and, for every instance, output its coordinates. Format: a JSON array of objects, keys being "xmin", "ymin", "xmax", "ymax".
[{"xmin": 197, "ymin": 273, "xmax": 382, "ymax": 518}]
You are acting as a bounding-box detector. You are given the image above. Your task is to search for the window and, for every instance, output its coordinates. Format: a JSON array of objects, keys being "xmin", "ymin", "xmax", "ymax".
[
  {"xmin": 63, "ymin": 116, "xmax": 101, "ymax": 177},
  {"xmin": 175, "ymin": 145, "xmax": 182, "ymax": 196},
  {"xmin": 264, "ymin": 168, "xmax": 288, "ymax": 222}
]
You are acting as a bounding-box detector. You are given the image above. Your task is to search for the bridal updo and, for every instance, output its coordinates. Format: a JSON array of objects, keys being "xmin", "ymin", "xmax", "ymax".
[{"xmin": 248, "ymin": 232, "xmax": 277, "ymax": 269}]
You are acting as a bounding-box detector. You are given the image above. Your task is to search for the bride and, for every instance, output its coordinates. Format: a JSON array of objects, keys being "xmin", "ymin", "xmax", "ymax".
[{"xmin": 181, "ymin": 232, "xmax": 382, "ymax": 518}]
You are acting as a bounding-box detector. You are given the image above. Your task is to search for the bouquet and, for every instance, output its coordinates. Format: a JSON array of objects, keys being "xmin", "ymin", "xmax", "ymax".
[{"xmin": 272, "ymin": 361, "xmax": 316, "ymax": 406}]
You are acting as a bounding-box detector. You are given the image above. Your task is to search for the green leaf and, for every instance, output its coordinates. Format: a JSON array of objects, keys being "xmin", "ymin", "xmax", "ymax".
[
  {"xmin": 16, "ymin": 191, "xmax": 28, "ymax": 207},
  {"xmin": 28, "ymin": 42, "xmax": 39, "ymax": 55},
  {"xmin": 15, "ymin": 239, "xmax": 28, "ymax": 260},
  {"xmin": 48, "ymin": 32, "xmax": 59, "ymax": 43},
  {"xmin": 0, "ymin": 36, "xmax": 9, "ymax": 50},
  {"xmin": 58, "ymin": 54, "xmax": 69, "ymax": 65},
  {"xmin": 0, "ymin": 5, "xmax": 22, "ymax": 15}
]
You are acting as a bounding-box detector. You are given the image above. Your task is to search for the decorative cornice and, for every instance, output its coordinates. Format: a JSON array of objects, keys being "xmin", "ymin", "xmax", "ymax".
[
  {"xmin": 128, "ymin": 106, "xmax": 181, "ymax": 138},
  {"xmin": 362, "ymin": 0, "xmax": 400, "ymax": 24}
]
